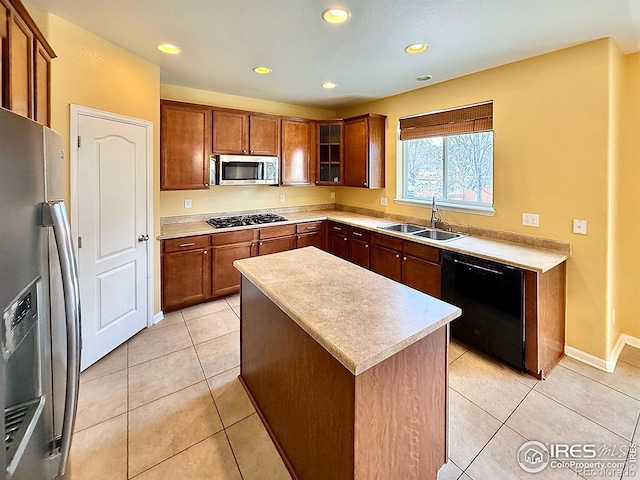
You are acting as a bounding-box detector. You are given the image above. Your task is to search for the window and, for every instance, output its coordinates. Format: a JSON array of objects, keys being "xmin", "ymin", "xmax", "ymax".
[{"xmin": 399, "ymin": 102, "xmax": 494, "ymax": 210}]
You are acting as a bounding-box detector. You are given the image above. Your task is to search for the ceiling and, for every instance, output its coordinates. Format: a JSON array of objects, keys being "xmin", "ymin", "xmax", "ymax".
[{"xmin": 23, "ymin": 0, "xmax": 640, "ymax": 109}]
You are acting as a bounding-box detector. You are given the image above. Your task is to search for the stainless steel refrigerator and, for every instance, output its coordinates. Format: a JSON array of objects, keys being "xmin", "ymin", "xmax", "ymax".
[{"xmin": 1, "ymin": 107, "xmax": 81, "ymax": 479}]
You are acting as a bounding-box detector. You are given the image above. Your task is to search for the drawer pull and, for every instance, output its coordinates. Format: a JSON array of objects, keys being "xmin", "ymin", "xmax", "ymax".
[
  {"xmin": 306, "ymin": 226, "xmax": 316, "ymax": 230},
  {"xmin": 203, "ymin": 250, "xmax": 208, "ymax": 255},
  {"xmin": 353, "ymin": 232, "xmax": 363, "ymax": 237},
  {"xmin": 179, "ymin": 242, "xmax": 196, "ymax": 247},
  {"xmin": 403, "ymin": 256, "xmax": 407, "ymax": 261},
  {"xmin": 365, "ymin": 244, "xmax": 369, "ymax": 248},
  {"xmin": 333, "ymin": 226, "xmax": 342, "ymax": 231},
  {"xmin": 395, "ymin": 254, "xmax": 400, "ymax": 259},
  {"xmin": 259, "ymin": 242, "xmax": 263, "ymax": 246},
  {"xmin": 344, "ymin": 238, "xmax": 347, "ymax": 241}
]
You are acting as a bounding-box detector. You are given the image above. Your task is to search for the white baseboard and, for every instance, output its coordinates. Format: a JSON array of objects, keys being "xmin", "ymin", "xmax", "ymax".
[
  {"xmin": 565, "ymin": 333, "xmax": 640, "ymax": 373},
  {"xmin": 152, "ymin": 311, "xmax": 164, "ymax": 326}
]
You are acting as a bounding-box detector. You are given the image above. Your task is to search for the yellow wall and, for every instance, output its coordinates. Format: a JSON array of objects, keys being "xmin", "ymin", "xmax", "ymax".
[
  {"xmin": 336, "ymin": 39, "xmax": 618, "ymax": 359},
  {"xmin": 159, "ymin": 84, "xmax": 336, "ymax": 217},
  {"xmin": 28, "ymin": 10, "xmax": 163, "ymax": 313},
  {"xmin": 616, "ymin": 52, "xmax": 640, "ymax": 340}
]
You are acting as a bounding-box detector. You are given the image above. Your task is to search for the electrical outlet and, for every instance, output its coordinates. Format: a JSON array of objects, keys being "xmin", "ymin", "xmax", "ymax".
[
  {"xmin": 279, "ymin": 194, "xmax": 286, "ymax": 203},
  {"xmin": 184, "ymin": 198, "xmax": 192, "ymax": 209},
  {"xmin": 522, "ymin": 213, "xmax": 539, "ymax": 227},
  {"xmin": 380, "ymin": 196, "xmax": 389, "ymax": 206},
  {"xmin": 573, "ymin": 219, "xmax": 587, "ymax": 235},
  {"xmin": 330, "ymin": 191, "xmax": 335, "ymax": 200}
]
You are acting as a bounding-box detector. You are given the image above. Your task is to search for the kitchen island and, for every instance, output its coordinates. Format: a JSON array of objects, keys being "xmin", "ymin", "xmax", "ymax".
[{"xmin": 234, "ymin": 247, "xmax": 462, "ymax": 480}]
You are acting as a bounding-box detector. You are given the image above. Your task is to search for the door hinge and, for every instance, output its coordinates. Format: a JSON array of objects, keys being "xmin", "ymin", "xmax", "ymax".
[
  {"xmin": 77, "ymin": 136, "xmax": 81, "ymax": 148},
  {"xmin": 78, "ymin": 236, "xmax": 82, "ymax": 248}
]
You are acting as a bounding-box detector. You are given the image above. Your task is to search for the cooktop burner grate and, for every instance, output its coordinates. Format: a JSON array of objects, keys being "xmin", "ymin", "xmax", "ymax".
[{"xmin": 207, "ymin": 213, "xmax": 288, "ymax": 229}]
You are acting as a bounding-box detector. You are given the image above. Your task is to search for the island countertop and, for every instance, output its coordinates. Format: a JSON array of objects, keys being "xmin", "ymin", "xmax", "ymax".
[{"xmin": 234, "ymin": 247, "xmax": 461, "ymax": 375}]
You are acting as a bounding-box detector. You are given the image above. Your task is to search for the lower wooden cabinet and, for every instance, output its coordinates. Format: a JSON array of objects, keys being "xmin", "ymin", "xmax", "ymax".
[
  {"xmin": 297, "ymin": 230, "xmax": 323, "ymax": 249},
  {"xmin": 162, "ymin": 247, "xmax": 211, "ymax": 311},
  {"xmin": 402, "ymin": 255, "xmax": 441, "ymax": 297},
  {"xmin": 370, "ymin": 244, "xmax": 402, "ymax": 282},
  {"xmin": 211, "ymin": 229, "xmax": 256, "ymax": 297},
  {"xmin": 350, "ymin": 238, "xmax": 370, "ymax": 269}
]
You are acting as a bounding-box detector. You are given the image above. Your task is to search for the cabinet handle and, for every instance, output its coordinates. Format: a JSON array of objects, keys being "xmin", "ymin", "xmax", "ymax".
[
  {"xmin": 204, "ymin": 183, "xmax": 209, "ymax": 187},
  {"xmin": 250, "ymin": 149, "xmax": 254, "ymax": 153},
  {"xmin": 259, "ymin": 242, "xmax": 263, "ymax": 246},
  {"xmin": 344, "ymin": 238, "xmax": 348, "ymax": 241},
  {"xmin": 333, "ymin": 226, "xmax": 342, "ymax": 231},
  {"xmin": 403, "ymin": 256, "xmax": 407, "ymax": 261},
  {"xmin": 242, "ymin": 149, "xmax": 248, "ymax": 153},
  {"xmin": 251, "ymin": 243, "xmax": 255, "ymax": 247},
  {"xmin": 395, "ymin": 254, "xmax": 400, "ymax": 259},
  {"xmin": 365, "ymin": 244, "xmax": 369, "ymax": 248},
  {"xmin": 306, "ymin": 226, "xmax": 316, "ymax": 230},
  {"xmin": 297, "ymin": 235, "xmax": 301, "ymax": 239},
  {"xmin": 204, "ymin": 250, "xmax": 208, "ymax": 255},
  {"xmin": 353, "ymin": 232, "xmax": 363, "ymax": 237},
  {"xmin": 363, "ymin": 182, "xmax": 367, "ymax": 186},
  {"xmin": 179, "ymin": 242, "xmax": 196, "ymax": 247}
]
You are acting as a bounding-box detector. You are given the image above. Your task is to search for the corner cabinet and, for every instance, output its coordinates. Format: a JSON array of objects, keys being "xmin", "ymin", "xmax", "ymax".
[
  {"xmin": 0, "ymin": 0, "xmax": 55, "ymax": 125},
  {"xmin": 160, "ymin": 100, "xmax": 212, "ymax": 191},
  {"xmin": 281, "ymin": 118, "xmax": 315, "ymax": 186},
  {"xmin": 343, "ymin": 114, "xmax": 386, "ymax": 189},
  {"xmin": 316, "ymin": 122, "xmax": 343, "ymax": 185},
  {"xmin": 213, "ymin": 109, "xmax": 280, "ymax": 156}
]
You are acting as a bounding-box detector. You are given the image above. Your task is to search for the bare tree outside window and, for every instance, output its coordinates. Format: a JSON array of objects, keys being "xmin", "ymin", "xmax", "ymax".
[{"xmin": 403, "ymin": 132, "xmax": 493, "ymax": 206}]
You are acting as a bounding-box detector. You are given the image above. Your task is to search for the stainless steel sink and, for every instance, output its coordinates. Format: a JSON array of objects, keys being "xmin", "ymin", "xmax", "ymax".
[
  {"xmin": 412, "ymin": 229, "xmax": 465, "ymax": 241},
  {"xmin": 377, "ymin": 223, "xmax": 427, "ymax": 234}
]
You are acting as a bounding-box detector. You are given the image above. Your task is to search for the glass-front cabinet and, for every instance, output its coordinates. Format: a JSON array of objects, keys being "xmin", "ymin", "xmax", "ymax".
[{"xmin": 317, "ymin": 122, "xmax": 343, "ymax": 185}]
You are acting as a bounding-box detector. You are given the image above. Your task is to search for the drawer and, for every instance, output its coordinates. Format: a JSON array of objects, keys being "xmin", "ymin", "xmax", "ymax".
[
  {"xmin": 296, "ymin": 221, "xmax": 324, "ymax": 234},
  {"xmin": 329, "ymin": 221, "xmax": 348, "ymax": 234},
  {"xmin": 211, "ymin": 229, "xmax": 256, "ymax": 246},
  {"xmin": 349, "ymin": 227, "xmax": 370, "ymax": 242},
  {"xmin": 259, "ymin": 224, "xmax": 296, "ymax": 239},
  {"xmin": 403, "ymin": 241, "xmax": 440, "ymax": 263},
  {"xmin": 163, "ymin": 235, "xmax": 210, "ymax": 253},
  {"xmin": 370, "ymin": 232, "xmax": 403, "ymax": 251}
]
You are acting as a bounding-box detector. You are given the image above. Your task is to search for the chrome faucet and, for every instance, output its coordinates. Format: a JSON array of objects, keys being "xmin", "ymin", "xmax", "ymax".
[{"xmin": 430, "ymin": 196, "xmax": 442, "ymax": 228}]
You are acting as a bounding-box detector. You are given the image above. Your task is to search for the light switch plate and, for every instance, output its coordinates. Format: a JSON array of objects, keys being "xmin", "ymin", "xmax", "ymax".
[
  {"xmin": 184, "ymin": 198, "xmax": 192, "ymax": 209},
  {"xmin": 522, "ymin": 213, "xmax": 539, "ymax": 227},
  {"xmin": 279, "ymin": 194, "xmax": 286, "ymax": 203},
  {"xmin": 573, "ymin": 219, "xmax": 587, "ymax": 235},
  {"xmin": 380, "ymin": 196, "xmax": 389, "ymax": 206}
]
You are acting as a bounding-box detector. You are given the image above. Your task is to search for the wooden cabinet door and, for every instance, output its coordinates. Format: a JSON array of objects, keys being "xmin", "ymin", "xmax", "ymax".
[
  {"xmin": 213, "ymin": 110, "xmax": 249, "ymax": 154},
  {"xmin": 281, "ymin": 119, "xmax": 313, "ymax": 185},
  {"xmin": 249, "ymin": 114, "xmax": 279, "ymax": 156},
  {"xmin": 330, "ymin": 231, "xmax": 349, "ymax": 260},
  {"xmin": 8, "ymin": 12, "xmax": 32, "ymax": 118},
  {"xmin": 0, "ymin": 0, "xmax": 8, "ymax": 104},
  {"xmin": 370, "ymin": 244, "xmax": 402, "ymax": 282},
  {"xmin": 344, "ymin": 116, "xmax": 368, "ymax": 187},
  {"xmin": 258, "ymin": 236, "xmax": 295, "ymax": 256},
  {"xmin": 161, "ymin": 101, "xmax": 212, "ymax": 190},
  {"xmin": 33, "ymin": 40, "xmax": 50, "ymax": 126},
  {"xmin": 162, "ymin": 248, "xmax": 211, "ymax": 311},
  {"xmin": 212, "ymin": 241, "xmax": 254, "ymax": 297},
  {"xmin": 350, "ymin": 238, "xmax": 370, "ymax": 269},
  {"xmin": 296, "ymin": 231, "xmax": 323, "ymax": 249},
  {"xmin": 402, "ymin": 255, "xmax": 442, "ymax": 298}
]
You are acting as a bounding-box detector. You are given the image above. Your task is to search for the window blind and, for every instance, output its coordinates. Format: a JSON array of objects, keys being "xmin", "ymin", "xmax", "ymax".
[{"xmin": 399, "ymin": 101, "xmax": 493, "ymax": 140}]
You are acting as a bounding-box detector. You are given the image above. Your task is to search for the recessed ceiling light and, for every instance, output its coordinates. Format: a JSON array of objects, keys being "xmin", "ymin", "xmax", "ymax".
[
  {"xmin": 405, "ymin": 43, "xmax": 428, "ymax": 54},
  {"xmin": 416, "ymin": 75, "xmax": 432, "ymax": 81},
  {"xmin": 253, "ymin": 66, "xmax": 272, "ymax": 74},
  {"xmin": 157, "ymin": 44, "xmax": 181, "ymax": 54},
  {"xmin": 321, "ymin": 82, "xmax": 337, "ymax": 89},
  {"xmin": 322, "ymin": 7, "xmax": 350, "ymax": 24}
]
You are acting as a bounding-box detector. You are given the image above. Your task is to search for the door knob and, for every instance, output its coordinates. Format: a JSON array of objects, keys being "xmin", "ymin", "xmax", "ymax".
[{"xmin": 138, "ymin": 234, "xmax": 149, "ymax": 242}]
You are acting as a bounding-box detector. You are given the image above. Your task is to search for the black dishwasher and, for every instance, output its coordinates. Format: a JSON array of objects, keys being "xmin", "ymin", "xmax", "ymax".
[{"xmin": 441, "ymin": 251, "xmax": 526, "ymax": 371}]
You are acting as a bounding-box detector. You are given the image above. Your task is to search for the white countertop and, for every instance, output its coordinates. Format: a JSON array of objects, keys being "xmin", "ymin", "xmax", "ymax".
[{"xmin": 234, "ymin": 247, "xmax": 462, "ymax": 375}]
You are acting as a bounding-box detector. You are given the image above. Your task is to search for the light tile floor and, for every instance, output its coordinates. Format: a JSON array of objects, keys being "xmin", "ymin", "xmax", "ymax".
[{"xmin": 67, "ymin": 296, "xmax": 640, "ymax": 480}]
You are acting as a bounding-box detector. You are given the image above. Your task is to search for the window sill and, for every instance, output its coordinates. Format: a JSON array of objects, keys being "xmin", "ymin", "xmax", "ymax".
[{"xmin": 393, "ymin": 198, "xmax": 496, "ymax": 216}]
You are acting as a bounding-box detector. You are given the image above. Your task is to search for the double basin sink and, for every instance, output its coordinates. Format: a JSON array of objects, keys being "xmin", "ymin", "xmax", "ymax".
[{"xmin": 377, "ymin": 223, "xmax": 466, "ymax": 242}]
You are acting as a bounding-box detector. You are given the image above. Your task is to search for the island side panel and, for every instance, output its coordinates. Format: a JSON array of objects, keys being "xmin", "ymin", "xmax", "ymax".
[
  {"xmin": 240, "ymin": 276, "xmax": 356, "ymax": 480},
  {"xmin": 353, "ymin": 325, "xmax": 448, "ymax": 480}
]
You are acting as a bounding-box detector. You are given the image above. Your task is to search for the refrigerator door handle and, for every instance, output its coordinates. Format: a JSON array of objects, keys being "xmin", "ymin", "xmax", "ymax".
[{"xmin": 44, "ymin": 200, "xmax": 81, "ymax": 476}]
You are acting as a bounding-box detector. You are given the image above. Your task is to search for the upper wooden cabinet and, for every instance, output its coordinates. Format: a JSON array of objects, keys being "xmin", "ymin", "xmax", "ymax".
[
  {"xmin": 316, "ymin": 122, "xmax": 343, "ymax": 185},
  {"xmin": 160, "ymin": 100, "xmax": 212, "ymax": 190},
  {"xmin": 343, "ymin": 114, "xmax": 386, "ymax": 189},
  {"xmin": 213, "ymin": 110, "xmax": 280, "ymax": 156},
  {"xmin": 281, "ymin": 118, "xmax": 314, "ymax": 186},
  {"xmin": 0, "ymin": 0, "xmax": 55, "ymax": 125}
]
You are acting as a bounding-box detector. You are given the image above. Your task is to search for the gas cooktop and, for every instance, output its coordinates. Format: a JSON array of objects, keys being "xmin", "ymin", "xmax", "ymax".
[{"xmin": 207, "ymin": 213, "xmax": 288, "ymax": 229}]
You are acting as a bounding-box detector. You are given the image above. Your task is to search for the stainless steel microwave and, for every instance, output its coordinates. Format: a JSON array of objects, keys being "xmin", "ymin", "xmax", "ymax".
[{"xmin": 212, "ymin": 155, "xmax": 279, "ymax": 185}]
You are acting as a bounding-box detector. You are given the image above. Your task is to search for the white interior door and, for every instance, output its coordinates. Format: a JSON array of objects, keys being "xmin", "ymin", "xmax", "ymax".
[{"xmin": 75, "ymin": 109, "xmax": 151, "ymax": 370}]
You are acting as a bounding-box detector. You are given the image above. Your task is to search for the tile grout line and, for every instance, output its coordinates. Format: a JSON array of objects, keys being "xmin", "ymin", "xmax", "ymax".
[
  {"xmin": 183, "ymin": 305, "xmax": 246, "ymax": 479},
  {"xmin": 532, "ymin": 386, "xmax": 635, "ymax": 442},
  {"xmin": 559, "ymin": 362, "xmax": 640, "ymax": 402}
]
